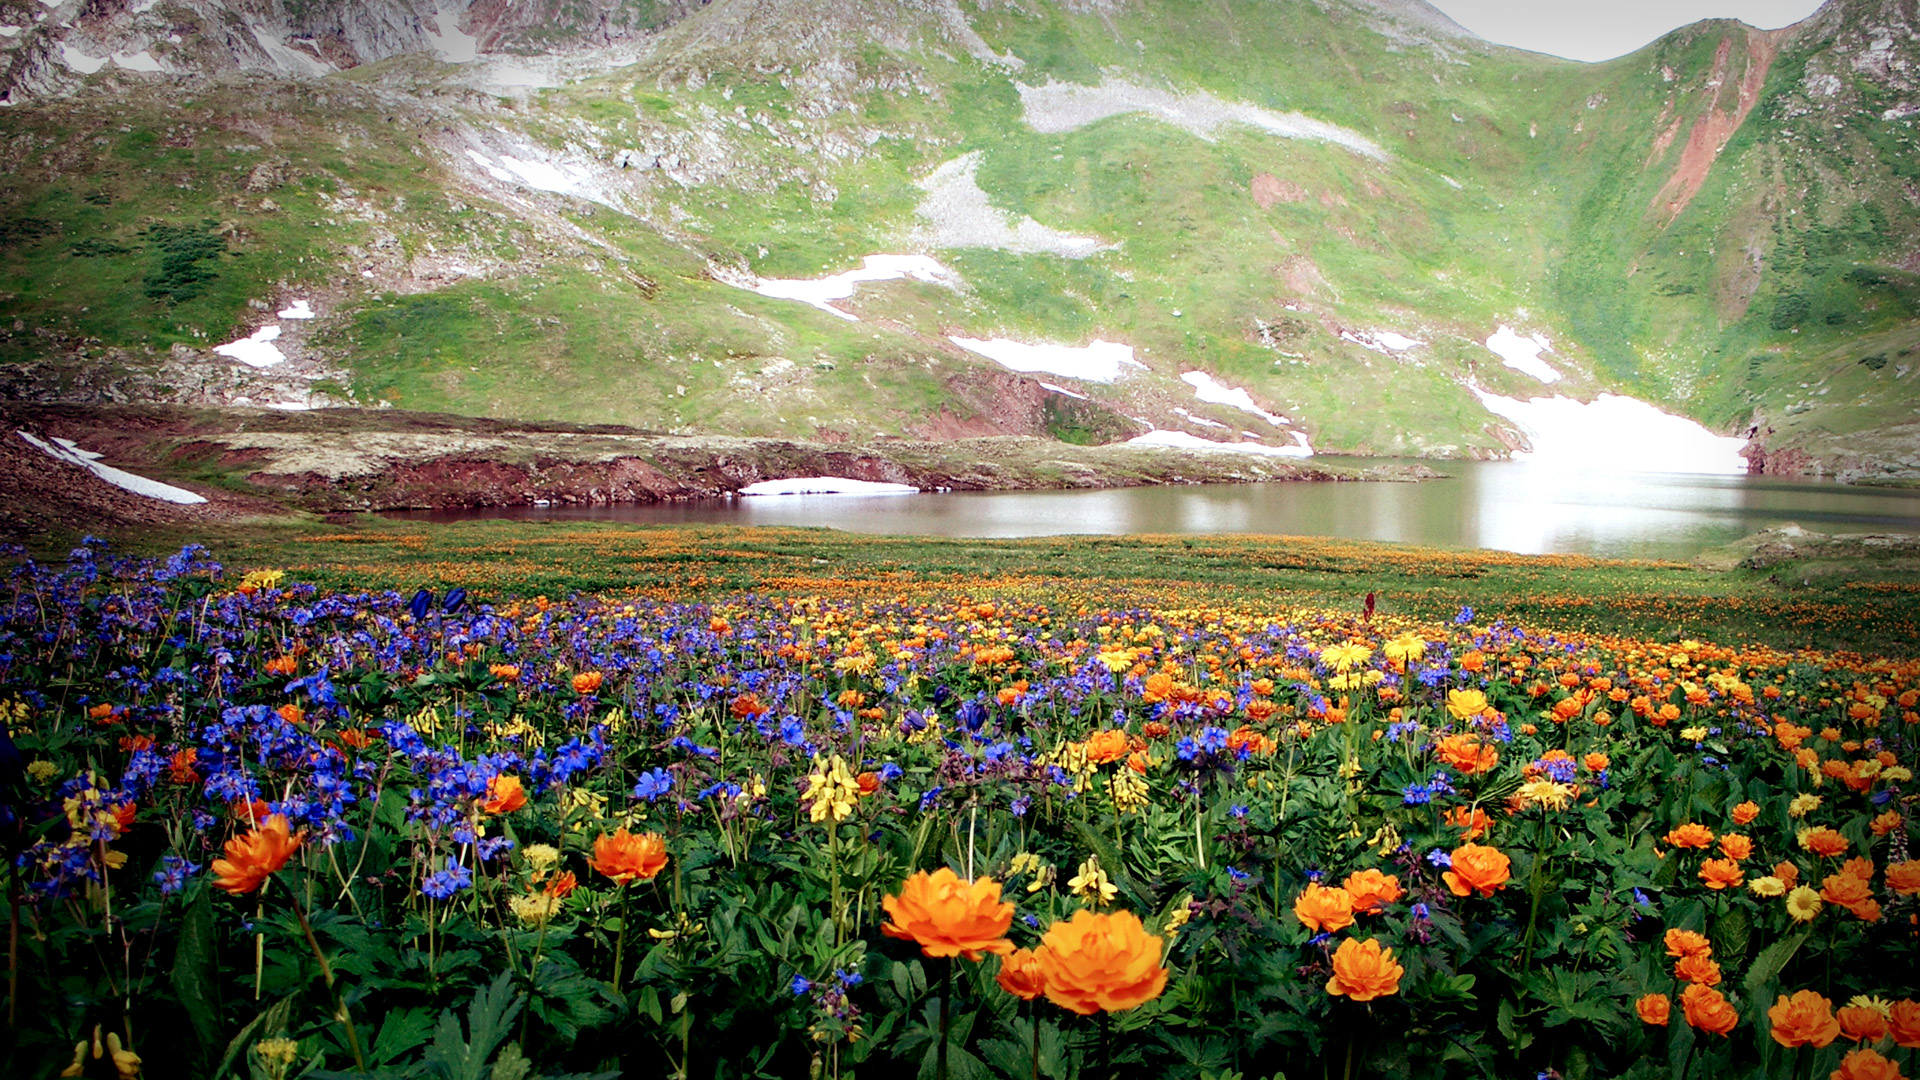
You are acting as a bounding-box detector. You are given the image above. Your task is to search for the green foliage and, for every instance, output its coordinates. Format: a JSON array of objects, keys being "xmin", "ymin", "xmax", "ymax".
[{"xmin": 141, "ymin": 221, "xmax": 227, "ymax": 304}]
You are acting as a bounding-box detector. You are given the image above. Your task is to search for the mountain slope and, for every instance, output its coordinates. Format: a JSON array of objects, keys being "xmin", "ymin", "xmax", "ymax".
[{"xmin": 0, "ymin": 0, "xmax": 1913, "ymax": 479}]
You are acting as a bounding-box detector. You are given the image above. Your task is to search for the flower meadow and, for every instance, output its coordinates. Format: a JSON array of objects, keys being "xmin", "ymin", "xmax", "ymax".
[{"xmin": 1, "ymin": 542, "xmax": 1917, "ymax": 1080}]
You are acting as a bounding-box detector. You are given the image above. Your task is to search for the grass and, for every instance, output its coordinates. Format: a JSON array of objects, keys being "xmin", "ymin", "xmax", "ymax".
[{"xmin": 111, "ymin": 516, "xmax": 1920, "ymax": 656}]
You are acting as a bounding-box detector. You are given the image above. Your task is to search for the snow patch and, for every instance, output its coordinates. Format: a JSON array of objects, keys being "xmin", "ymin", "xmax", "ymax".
[
  {"xmin": 248, "ymin": 27, "xmax": 332, "ymax": 76},
  {"xmin": 1485, "ymin": 326, "xmax": 1561, "ymax": 384},
  {"xmin": 111, "ymin": 49, "xmax": 162, "ymax": 72},
  {"xmin": 0, "ymin": 25, "xmax": 20, "ymax": 36},
  {"xmin": 1172, "ymin": 407, "xmax": 1228, "ymax": 430},
  {"xmin": 1039, "ymin": 382, "xmax": 1088, "ymax": 400},
  {"xmin": 1128, "ymin": 429, "xmax": 1313, "ymax": 458},
  {"xmin": 738, "ymin": 477, "xmax": 918, "ymax": 496},
  {"xmin": 424, "ymin": 10, "xmax": 478, "ymax": 63},
  {"xmin": 19, "ymin": 432, "xmax": 207, "ymax": 504},
  {"xmin": 60, "ymin": 44, "xmax": 107, "ymax": 73},
  {"xmin": 1019, "ymin": 79, "xmax": 1388, "ymax": 162},
  {"xmin": 213, "ymin": 325, "xmax": 285, "ymax": 368},
  {"xmin": 1474, "ymin": 390, "xmax": 1747, "ymax": 475},
  {"xmin": 277, "ymin": 299, "xmax": 314, "ymax": 319},
  {"xmin": 1181, "ymin": 371, "xmax": 1286, "ymax": 426},
  {"xmin": 1341, "ymin": 330, "xmax": 1423, "ymax": 353},
  {"xmin": 949, "ymin": 337, "xmax": 1144, "ymax": 384},
  {"xmin": 464, "ymin": 146, "xmax": 611, "ymax": 205},
  {"xmin": 917, "ymin": 152, "xmax": 1111, "ymax": 258},
  {"xmin": 740, "ymin": 255, "xmax": 961, "ymax": 322}
]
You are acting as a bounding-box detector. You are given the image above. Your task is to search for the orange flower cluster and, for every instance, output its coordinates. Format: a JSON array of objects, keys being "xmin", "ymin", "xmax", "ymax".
[
  {"xmin": 211, "ymin": 814, "xmax": 304, "ymax": 895},
  {"xmin": 881, "ymin": 869, "xmax": 1014, "ymax": 960},
  {"xmin": 1442, "ymin": 844, "xmax": 1511, "ymax": 898},
  {"xmin": 1032, "ymin": 909, "xmax": 1167, "ymax": 1014},
  {"xmin": 587, "ymin": 829, "xmax": 668, "ymax": 885},
  {"xmin": 1324, "ymin": 937, "xmax": 1404, "ymax": 1002}
]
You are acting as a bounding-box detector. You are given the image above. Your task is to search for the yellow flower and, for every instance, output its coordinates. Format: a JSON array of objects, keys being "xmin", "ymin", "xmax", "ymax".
[
  {"xmin": 1785, "ymin": 885, "xmax": 1823, "ymax": 922},
  {"xmin": 1680, "ymin": 726, "xmax": 1709, "ymax": 741},
  {"xmin": 524, "ymin": 843, "xmax": 560, "ymax": 872},
  {"xmin": 802, "ymin": 754, "xmax": 861, "ymax": 823},
  {"xmin": 1009, "ymin": 852, "xmax": 1043, "ymax": 878},
  {"xmin": 509, "ymin": 892, "xmax": 562, "ymax": 927},
  {"xmin": 1163, "ymin": 897, "xmax": 1193, "ymax": 935},
  {"xmin": 1788, "ymin": 794, "xmax": 1822, "ymax": 818},
  {"xmin": 1447, "ymin": 689, "xmax": 1490, "ymax": 720},
  {"xmin": 1748, "ymin": 875, "xmax": 1786, "ymax": 897},
  {"xmin": 1847, "ymin": 995, "xmax": 1894, "ymax": 1019},
  {"xmin": 1383, "ymin": 634, "xmax": 1427, "ymax": 664},
  {"xmin": 1515, "ymin": 779, "xmax": 1575, "ymax": 811},
  {"xmin": 27, "ymin": 760, "xmax": 56, "ymax": 783},
  {"xmin": 1321, "ymin": 642, "xmax": 1373, "ymax": 672},
  {"xmin": 1069, "ymin": 855, "xmax": 1118, "ymax": 906},
  {"xmin": 1096, "ymin": 649, "xmax": 1134, "ymax": 673},
  {"xmin": 1884, "ymin": 766, "xmax": 1912, "ymax": 782},
  {"xmin": 1109, "ymin": 770, "xmax": 1150, "ymax": 813}
]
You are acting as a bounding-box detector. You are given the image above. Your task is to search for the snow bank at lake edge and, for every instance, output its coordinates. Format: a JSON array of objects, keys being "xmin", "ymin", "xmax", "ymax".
[{"xmin": 1474, "ymin": 390, "xmax": 1747, "ymax": 475}]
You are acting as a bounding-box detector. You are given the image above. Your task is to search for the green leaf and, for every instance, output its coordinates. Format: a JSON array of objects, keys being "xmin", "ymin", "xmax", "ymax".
[
  {"xmin": 169, "ymin": 883, "xmax": 223, "ymax": 1070},
  {"xmin": 1742, "ymin": 927, "xmax": 1811, "ymax": 1003},
  {"xmin": 216, "ymin": 996, "xmax": 295, "ymax": 1080},
  {"xmin": 371, "ymin": 1008, "xmax": 434, "ymax": 1067},
  {"xmin": 421, "ymin": 972, "xmax": 523, "ymax": 1080}
]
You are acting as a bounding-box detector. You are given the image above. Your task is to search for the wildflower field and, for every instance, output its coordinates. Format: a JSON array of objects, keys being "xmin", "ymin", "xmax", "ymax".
[{"xmin": 3, "ymin": 525, "xmax": 1917, "ymax": 1080}]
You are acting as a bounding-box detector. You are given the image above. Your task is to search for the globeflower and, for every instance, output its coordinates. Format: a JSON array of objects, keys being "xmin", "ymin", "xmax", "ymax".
[
  {"xmin": 1885, "ymin": 860, "xmax": 1920, "ymax": 896},
  {"xmin": 1674, "ymin": 953, "xmax": 1721, "ymax": 987},
  {"xmin": 1341, "ymin": 869, "xmax": 1404, "ymax": 914},
  {"xmin": 1719, "ymin": 833, "xmax": 1753, "ymax": 861},
  {"xmin": 1800, "ymin": 827, "xmax": 1849, "ymax": 858},
  {"xmin": 1681, "ymin": 983, "xmax": 1739, "ymax": 1036},
  {"xmin": 995, "ymin": 948, "xmax": 1046, "ymax": 1000},
  {"xmin": 479, "ymin": 774, "xmax": 526, "ymax": 815},
  {"xmin": 1699, "ymin": 859, "xmax": 1744, "ymax": 890},
  {"xmin": 211, "ymin": 815, "xmax": 304, "ymax": 895},
  {"xmin": 1446, "ymin": 689, "xmax": 1491, "ymax": 720},
  {"xmin": 1665, "ymin": 823, "xmax": 1715, "ymax": 849},
  {"xmin": 1637, "ymin": 993, "xmax": 1671, "ymax": 1026},
  {"xmin": 1889, "ymin": 1000, "xmax": 1920, "ymax": 1047},
  {"xmin": 1832, "ymin": 1048, "xmax": 1905, "ymax": 1080},
  {"xmin": 587, "ymin": 829, "xmax": 669, "ymax": 885},
  {"xmin": 1442, "ymin": 844, "xmax": 1511, "ymax": 898},
  {"xmin": 1435, "ymin": 733, "xmax": 1499, "ymax": 775},
  {"xmin": 1033, "ymin": 909, "xmax": 1167, "ymax": 1014},
  {"xmin": 1293, "ymin": 883, "xmax": 1356, "ymax": 933},
  {"xmin": 881, "ymin": 868, "xmax": 1014, "ymax": 960},
  {"xmin": 1731, "ymin": 800, "xmax": 1760, "ymax": 825},
  {"xmin": 1085, "ymin": 729, "xmax": 1131, "ymax": 765},
  {"xmin": 1837, "ymin": 1002, "xmax": 1890, "ymax": 1044},
  {"xmin": 1663, "ymin": 928, "xmax": 1711, "ymax": 959},
  {"xmin": 1324, "ymin": 937, "xmax": 1403, "ymax": 1002},
  {"xmin": 1768, "ymin": 989, "xmax": 1840, "ymax": 1047}
]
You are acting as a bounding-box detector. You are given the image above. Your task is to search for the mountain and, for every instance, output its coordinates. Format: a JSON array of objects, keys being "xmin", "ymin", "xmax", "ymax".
[{"xmin": 0, "ymin": 0, "xmax": 1914, "ymax": 481}]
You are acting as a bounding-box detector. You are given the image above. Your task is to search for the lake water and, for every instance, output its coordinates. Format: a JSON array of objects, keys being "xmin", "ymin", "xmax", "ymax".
[{"xmin": 398, "ymin": 459, "xmax": 1920, "ymax": 561}]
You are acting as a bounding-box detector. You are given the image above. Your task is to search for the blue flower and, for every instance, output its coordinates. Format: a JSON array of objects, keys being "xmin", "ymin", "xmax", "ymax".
[
  {"xmin": 1410, "ymin": 902, "xmax": 1431, "ymax": 920},
  {"xmin": 790, "ymin": 976, "xmax": 813, "ymax": 996},
  {"xmin": 422, "ymin": 861, "xmax": 473, "ymax": 899},
  {"xmin": 152, "ymin": 855, "xmax": 198, "ymax": 895},
  {"xmin": 632, "ymin": 768, "xmax": 672, "ymax": 802},
  {"xmin": 1425, "ymin": 848, "xmax": 1452, "ymax": 869},
  {"xmin": 1454, "ymin": 607, "xmax": 1475, "ymax": 625}
]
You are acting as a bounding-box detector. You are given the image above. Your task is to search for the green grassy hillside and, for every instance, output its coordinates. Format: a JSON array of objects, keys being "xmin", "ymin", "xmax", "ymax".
[{"xmin": 0, "ymin": 0, "xmax": 1913, "ymax": 475}]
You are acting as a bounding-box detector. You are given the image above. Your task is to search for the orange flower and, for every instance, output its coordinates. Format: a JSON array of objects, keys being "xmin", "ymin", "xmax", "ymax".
[
  {"xmin": 1442, "ymin": 844, "xmax": 1512, "ymax": 898},
  {"xmin": 1032, "ymin": 908, "xmax": 1167, "ymax": 1014},
  {"xmin": 1292, "ymin": 883, "xmax": 1356, "ymax": 933},
  {"xmin": 1887, "ymin": 861, "xmax": 1920, "ymax": 896},
  {"xmin": 211, "ymin": 814, "xmax": 304, "ymax": 895},
  {"xmin": 1732, "ymin": 800, "xmax": 1760, "ymax": 825},
  {"xmin": 1871, "ymin": 811, "xmax": 1904, "ymax": 837},
  {"xmin": 480, "ymin": 774, "xmax": 526, "ymax": 815},
  {"xmin": 1890, "ymin": 1000, "xmax": 1920, "ymax": 1047},
  {"xmin": 1821, "ymin": 872, "xmax": 1874, "ymax": 914},
  {"xmin": 571, "ymin": 671, "xmax": 604, "ymax": 695},
  {"xmin": 855, "ymin": 771, "xmax": 881, "ymax": 796},
  {"xmin": 1801, "ymin": 827, "xmax": 1849, "ymax": 858},
  {"xmin": 1840, "ymin": 857, "xmax": 1875, "ymax": 883},
  {"xmin": 1837, "ymin": 1005, "xmax": 1890, "ymax": 1044},
  {"xmin": 1666, "ymin": 823, "xmax": 1715, "ymax": 849},
  {"xmin": 1769, "ymin": 990, "xmax": 1840, "ymax": 1047},
  {"xmin": 1675, "ymin": 953, "xmax": 1722, "ymax": 987},
  {"xmin": 587, "ymin": 829, "xmax": 668, "ymax": 885},
  {"xmin": 1341, "ymin": 869, "xmax": 1404, "ymax": 914},
  {"xmin": 1443, "ymin": 805, "xmax": 1492, "ymax": 841},
  {"xmin": 1663, "ymin": 928, "xmax": 1712, "ymax": 959},
  {"xmin": 1583, "ymin": 752, "xmax": 1610, "ymax": 773},
  {"xmin": 544, "ymin": 870, "xmax": 577, "ymax": 898},
  {"xmin": 995, "ymin": 948, "xmax": 1047, "ymax": 1001},
  {"xmin": 1682, "ymin": 983, "xmax": 1739, "ymax": 1036},
  {"xmin": 1719, "ymin": 834, "xmax": 1753, "ymax": 861},
  {"xmin": 1832, "ymin": 1048, "xmax": 1906, "ymax": 1080},
  {"xmin": 1699, "ymin": 859, "xmax": 1744, "ymax": 890},
  {"xmin": 1434, "ymin": 733, "xmax": 1499, "ymax": 775},
  {"xmin": 1637, "ymin": 993, "xmax": 1671, "ymax": 1026},
  {"xmin": 881, "ymin": 868, "xmax": 1014, "ymax": 960},
  {"xmin": 1085, "ymin": 729, "xmax": 1131, "ymax": 765},
  {"xmin": 1775, "ymin": 861, "xmax": 1801, "ymax": 890},
  {"xmin": 1324, "ymin": 937, "xmax": 1404, "ymax": 1002}
]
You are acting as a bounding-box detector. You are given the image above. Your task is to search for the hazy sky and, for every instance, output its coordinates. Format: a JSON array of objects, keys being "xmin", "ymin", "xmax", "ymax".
[{"xmin": 1427, "ymin": 0, "xmax": 1828, "ymax": 62}]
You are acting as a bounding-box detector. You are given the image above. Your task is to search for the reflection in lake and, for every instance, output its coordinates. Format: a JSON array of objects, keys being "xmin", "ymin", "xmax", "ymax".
[{"xmin": 393, "ymin": 458, "xmax": 1920, "ymax": 561}]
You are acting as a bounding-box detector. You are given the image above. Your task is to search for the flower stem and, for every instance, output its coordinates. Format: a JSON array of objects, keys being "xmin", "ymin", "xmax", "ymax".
[
  {"xmin": 295, "ymin": 905, "xmax": 365, "ymax": 1072},
  {"xmin": 612, "ymin": 886, "xmax": 630, "ymax": 995},
  {"xmin": 1099, "ymin": 1009, "xmax": 1112, "ymax": 1080},
  {"xmin": 938, "ymin": 958, "xmax": 951, "ymax": 1080},
  {"xmin": 1029, "ymin": 1000, "xmax": 1040, "ymax": 1080}
]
